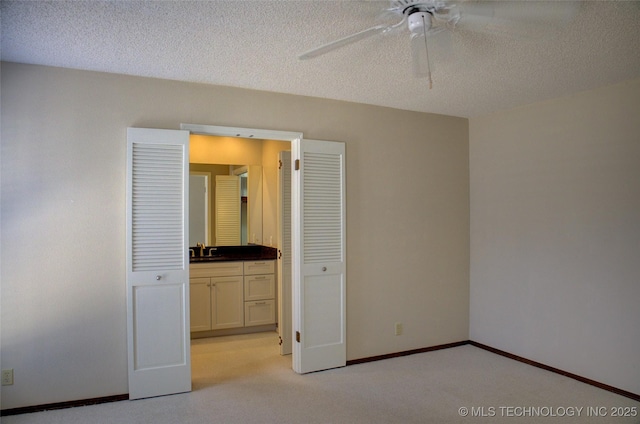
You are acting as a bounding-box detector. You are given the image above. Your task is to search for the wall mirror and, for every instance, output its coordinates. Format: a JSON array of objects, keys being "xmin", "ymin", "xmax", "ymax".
[{"xmin": 189, "ymin": 135, "xmax": 263, "ymax": 247}]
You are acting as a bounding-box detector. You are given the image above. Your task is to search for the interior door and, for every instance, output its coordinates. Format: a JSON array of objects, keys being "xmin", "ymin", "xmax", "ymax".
[
  {"xmin": 215, "ymin": 175, "xmax": 241, "ymax": 245},
  {"xmin": 126, "ymin": 127, "xmax": 191, "ymax": 400},
  {"xmin": 277, "ymin": 151, "xmax": 292, "ymax": 355},
  {"xmin": 292, "ymin": 139, "xmax": 346, "ymax": 374}
]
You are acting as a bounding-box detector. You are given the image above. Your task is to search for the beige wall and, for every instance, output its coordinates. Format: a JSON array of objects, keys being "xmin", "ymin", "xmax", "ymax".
[
  {"xmin": 262, "ymin": 139, "xmax": 292, "ymax": 248},
  {"xmin": 469, "ymin": 78, "xmax": 640, "ymax": 395},
  {"xmin": 0, "ymin": 62, "xmax": 469, "ymax": 409},
  {"xmin": 190, "ymin": 134, "xmax": 263, "ymax": 165}
]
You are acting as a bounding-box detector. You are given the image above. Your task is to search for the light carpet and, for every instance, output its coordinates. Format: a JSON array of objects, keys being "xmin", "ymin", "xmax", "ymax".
[{"xmin": 3, "ymin": 332, "xmax": 639, "ymax": 423}]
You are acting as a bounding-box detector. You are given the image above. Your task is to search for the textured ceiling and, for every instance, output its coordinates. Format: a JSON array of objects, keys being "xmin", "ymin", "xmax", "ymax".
[{"xmin": 2, "ymin": 0, "xmax": 640, "ymax": 118}]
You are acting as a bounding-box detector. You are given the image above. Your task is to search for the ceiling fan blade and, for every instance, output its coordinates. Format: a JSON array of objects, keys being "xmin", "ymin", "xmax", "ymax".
[
  {"xmin": 456, "ymin": 1, "xmax": 578, "ymax": 38},
  {"xmin": 298, "ymin": 24, "xmax": 388, "ymax": 60},
  {"xmin": 410, "ymin": 30, "xmax": 431, "ymax": 79}
]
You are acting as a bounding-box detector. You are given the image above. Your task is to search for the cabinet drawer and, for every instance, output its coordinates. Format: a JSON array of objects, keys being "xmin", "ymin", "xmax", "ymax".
[
  {"xmin": 243, "ymin": 260, "xmax": 274, "ymax": 275},
  {"xmin": 244, "ymin": 274, "xmax": 275, "ymax": 301},
  {"xmin": 190, "ymin": 261, "xmax": 243, "ymax": 278},
  {"xmin": 244, "ymin": 300, "xmax": 275, "ymax": 327}
]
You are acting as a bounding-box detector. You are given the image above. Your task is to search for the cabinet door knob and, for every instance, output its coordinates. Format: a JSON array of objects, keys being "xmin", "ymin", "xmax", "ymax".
[
  {"xmin": 322, "ymin": 267, "xmax": 327, "ymax": 272},
  {"xmin": 156, "ymin": 275, "xmax": 162, "ymax": 280}
]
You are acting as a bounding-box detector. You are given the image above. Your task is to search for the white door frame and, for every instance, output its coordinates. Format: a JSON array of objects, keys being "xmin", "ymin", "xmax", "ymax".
[
  {"xmin": 180, "ymin": 124, "xmax": 302, "ymax": 143},
  {"xmin": 181, "ymin": 123, "xmax": 302, "ymax": 361}
]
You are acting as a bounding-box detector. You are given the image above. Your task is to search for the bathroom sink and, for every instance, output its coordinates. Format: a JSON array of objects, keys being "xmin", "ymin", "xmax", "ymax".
[{"xmin": 188, "ymin": 245, "xmax": 277, "ymax": 263}]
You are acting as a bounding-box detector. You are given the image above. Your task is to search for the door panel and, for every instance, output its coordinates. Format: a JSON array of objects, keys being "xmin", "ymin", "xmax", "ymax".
[
  {"xmin": 278, "ymin": 151, "xmax": 293, "ymax": 355},
  {"xmin": 215, "ymin": 175, "xmax": 241, "ymax": 245},
  {"xmin": 292, "ymin": 139, "xmax": 346, "ymax": 374},
  {"xmin": 126, "ymin": 127, "xmax": 191, "ymax": 400},
  {"xmin": 304, "ymin": 275, "xmax": 343, "ymax": 347},
  {"xmin": 133, "ymin": 284, "xmax": 187, "ymax": 369},
  {"xmin": 211, "ymin": 276, "xmax": 244, "ymax": 329},
  {"xmin": 189, "ymin": 278, "xmax": 212, "ymax": 332}
]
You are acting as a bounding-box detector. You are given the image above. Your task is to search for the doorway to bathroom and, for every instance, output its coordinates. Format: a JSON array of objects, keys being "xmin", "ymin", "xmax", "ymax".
[
  {"xmin": 126, "ymin": 124, "xmax": 346, "ymax": 399},
  {"xmin": 183, "ymin": 124, "xmax": 296, "ymax": 361}
]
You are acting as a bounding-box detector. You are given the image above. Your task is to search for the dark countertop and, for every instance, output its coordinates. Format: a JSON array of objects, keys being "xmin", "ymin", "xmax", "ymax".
[{"xmin": 189, "ymin": 245, "xmax": 277, "ymax": 263}]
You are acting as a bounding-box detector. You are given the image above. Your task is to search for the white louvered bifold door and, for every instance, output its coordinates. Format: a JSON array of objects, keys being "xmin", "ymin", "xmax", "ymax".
[
  {"xmin": 126, "ymin": 128, "xmax": 191, "ymax": 400},
  {"xmin": 215, "ymin": 175, "xmax": 241, "ymax": 246},
  {"xmin": 278, "ymin": 151, "xmax": 293, "ymax": 355},
  {"xmin": 292, "ymin": 139, "xmax": 346, "ymax": 374}
]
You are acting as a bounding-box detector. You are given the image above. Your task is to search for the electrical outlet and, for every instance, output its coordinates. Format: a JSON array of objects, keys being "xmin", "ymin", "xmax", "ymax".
[
  {"xmin": 395, "ymin": 322, "xmax": 403, "ymax": 336},
  {"xmin": 2, "ymin": 369, "xmax": 14, "ymax": 386}
]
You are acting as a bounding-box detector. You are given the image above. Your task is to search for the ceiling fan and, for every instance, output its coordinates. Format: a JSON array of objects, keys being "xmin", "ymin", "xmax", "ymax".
[{"xmin": 298, "ymin": 0, "xmax": 577, "ymax": 88}]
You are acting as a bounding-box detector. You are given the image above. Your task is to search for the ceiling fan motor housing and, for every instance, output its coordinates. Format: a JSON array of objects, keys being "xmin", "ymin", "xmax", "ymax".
[{"xmin": 408, "ymin": 11, "xmax": 432, "ymax": 34}]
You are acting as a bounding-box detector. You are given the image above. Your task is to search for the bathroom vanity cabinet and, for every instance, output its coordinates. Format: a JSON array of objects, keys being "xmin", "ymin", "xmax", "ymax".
[{"xmin": 189, "ymin": 260, "xmax": 275, "ymax": 333}]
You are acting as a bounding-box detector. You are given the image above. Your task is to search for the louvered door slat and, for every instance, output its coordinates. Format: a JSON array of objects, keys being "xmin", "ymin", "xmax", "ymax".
[
  {"xmin": 215, "ymin": 175, "xmax": 241, "ymax": 245},
  {"xmin": 278, "ymin": 151, "xmax": 293, "ymax": 355},
  {"xmin": 131, "ymin": 143, "xmax": 185, "ymax": 272},
  {"xmin": 303, "ymin": 152, "xmax": 343, "ymax": 264}
]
